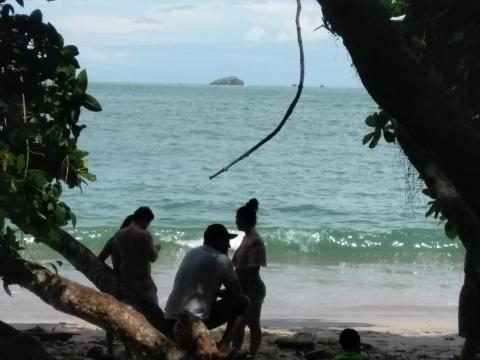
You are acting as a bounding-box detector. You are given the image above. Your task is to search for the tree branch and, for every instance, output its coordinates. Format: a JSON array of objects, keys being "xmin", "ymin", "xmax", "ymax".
[
  {"xmin": 0, "ymin": 245, "xmax": 191, "ymax": 360},
  {"xmin": 209, "ymin": 0, "xmax": 305, "ymax": 180}
]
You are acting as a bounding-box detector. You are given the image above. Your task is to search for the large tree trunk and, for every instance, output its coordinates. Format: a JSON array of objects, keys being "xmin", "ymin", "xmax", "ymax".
[
  {"xmin": 0, "ymin": 245, "xmax": 224, "ymax": 360},
  {"xmin": 0, "ymin": 209, "xmax": 223, "ymax": 359},
  {"xmin": 316, "ymin": 0, "xmax": 480, "ymax": 253},
  {"xmin": 3, "ymin": 205, "xmax": 167, "ymax": 329}
]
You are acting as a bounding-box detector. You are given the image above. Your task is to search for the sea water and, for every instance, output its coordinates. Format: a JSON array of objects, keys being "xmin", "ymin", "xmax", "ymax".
[{"xmin": 0, "ymin": 84, "xmax": 464, "ymax": 324}]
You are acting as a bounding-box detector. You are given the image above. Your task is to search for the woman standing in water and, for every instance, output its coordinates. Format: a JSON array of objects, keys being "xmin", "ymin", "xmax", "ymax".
[{"xmin": 232, "ymin": 198, "xmax": 267, "ymax": 358}]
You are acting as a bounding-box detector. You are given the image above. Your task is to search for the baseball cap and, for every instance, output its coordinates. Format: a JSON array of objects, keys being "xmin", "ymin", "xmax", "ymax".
[{"xmin": 204, "ymin": 223, "xmax": 237, "ymax": 245}]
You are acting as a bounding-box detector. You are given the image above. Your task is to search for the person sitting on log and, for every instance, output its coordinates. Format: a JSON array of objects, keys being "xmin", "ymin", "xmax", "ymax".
[{"xmin": 164, "ymin": 223, "xmax": 249, "ymax": 355}]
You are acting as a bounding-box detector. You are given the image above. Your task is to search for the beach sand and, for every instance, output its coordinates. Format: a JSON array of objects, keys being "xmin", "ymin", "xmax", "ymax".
[{"xmin": 8, "ymin": 317, "xmax": 463, "ymax": 360}]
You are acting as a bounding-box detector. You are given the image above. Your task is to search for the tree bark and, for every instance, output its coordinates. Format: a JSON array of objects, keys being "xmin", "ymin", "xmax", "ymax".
[
  {"xmin": 3, "ymin": 206, "xmax": 165, "ymax": 330},
  {"xmin": 0, "ymin": 213, "xmax": 225, "ymax": 360},
  {"xmin": 316, "ymin": 0, "xmax": 480, "ymax": 254},
  {"xmin": 317, "ymin": 0, "xmax": 480, "ymax": 226},
  {"xmin": 0, "ymin": 249, "xmax": 191, "ymax": 360}
]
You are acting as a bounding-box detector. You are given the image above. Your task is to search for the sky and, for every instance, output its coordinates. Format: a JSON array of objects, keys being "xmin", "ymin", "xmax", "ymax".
[{"xmin": 23, "ymin": 0, "xmax": 361, "ymax": 87}]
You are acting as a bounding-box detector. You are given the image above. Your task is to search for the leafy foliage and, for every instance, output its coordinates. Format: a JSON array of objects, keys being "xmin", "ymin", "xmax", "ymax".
[
  {"xmin": 0, "ymin": 1, "xmax": 100, "ymax": 254},
  {"xmin": 362, "ymin": 110, "xmax": 395, "ymax": 148}
]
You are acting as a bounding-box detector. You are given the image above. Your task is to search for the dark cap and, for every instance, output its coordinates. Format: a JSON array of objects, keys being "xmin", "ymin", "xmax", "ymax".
[{"xmin": 204, "ymin": 224, "xmax": 237, "ymax": 245}]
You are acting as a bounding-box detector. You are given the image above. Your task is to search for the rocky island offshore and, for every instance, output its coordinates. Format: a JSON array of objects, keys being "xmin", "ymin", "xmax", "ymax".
[{"xmin": 209, "ymin": 76, "xmax": 244, "ymax": 85}]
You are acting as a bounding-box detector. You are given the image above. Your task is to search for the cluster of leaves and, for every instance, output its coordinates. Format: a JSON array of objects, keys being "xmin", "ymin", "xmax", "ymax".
[
  {"xmin": 422, "ymin": 189, "xmax": 457, "ymax": 239},
  {"xmin": 0, "ymin": 0, "xmax": 100, "ymax": 250},
  {"xmin": 362, "ymin": 110, "xmax": 395, "ymax": 148}
]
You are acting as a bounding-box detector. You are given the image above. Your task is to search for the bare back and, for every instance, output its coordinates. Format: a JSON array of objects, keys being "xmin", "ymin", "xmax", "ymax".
[{"xmin": 112, "ymin": 223, "xmax": 158, "ymax": 279}]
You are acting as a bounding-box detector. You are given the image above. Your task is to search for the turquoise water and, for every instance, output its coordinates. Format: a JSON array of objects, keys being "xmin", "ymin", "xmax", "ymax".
[
  {"xmin": 7, "ymin": 84, "xmax": 465, "ymax": 321},
  {"xmin": 59, "ymin": 83, "xmax": 461, "ymax": 261}
]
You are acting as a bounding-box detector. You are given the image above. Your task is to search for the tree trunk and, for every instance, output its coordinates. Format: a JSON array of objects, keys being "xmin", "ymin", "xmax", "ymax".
[
  {"xmin": 4, "ymin": 207, "xmax": 166, "ymax": 330},
  {"xmin": 0, "ymin": 320, "xmax": 56, "ymax": 360},
  {"xmin": 0, "ymin": 211, "xmax": 224, "ymax": 359},
  {"xmin": 0, "ymin": 248, "xmax": 195, "ymax": 360},
  {"xmin": 316, "ymin": 0, "xmax": 480, "ymax": 252}
]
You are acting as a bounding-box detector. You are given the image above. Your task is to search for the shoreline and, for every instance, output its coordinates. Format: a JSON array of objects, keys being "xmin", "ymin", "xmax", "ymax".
[{"xmin": 8, "ymin": 317, "xmax": 462, "ymax": 360}]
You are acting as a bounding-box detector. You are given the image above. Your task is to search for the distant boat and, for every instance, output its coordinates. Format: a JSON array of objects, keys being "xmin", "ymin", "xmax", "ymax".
[
  {"xmin": 291, "ymin": 84, "xmax": 297, "ymax": 87},
  {"xmin": 319, "ymin": 84, "xmax": 325, "ymax": 88}
]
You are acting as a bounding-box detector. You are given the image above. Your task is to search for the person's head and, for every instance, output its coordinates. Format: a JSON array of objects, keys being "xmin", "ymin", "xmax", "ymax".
[
  {"xmin": 339, "ymin": 328, "xmax": 361, "ymax": 353},
  {"xmin": 132, "ymin": 207, "xmax": 154, "ymax": 229},
  {"xmin": 236, "ymin": 198, "xmax": 259, "ymax": 232},
  {"xmin": 120, "ymin": 214, "xmax": 133, "ymax": 229},
  {"xmin": 203, "ymin": 223, "xmax": 236, "ymax": 255}
]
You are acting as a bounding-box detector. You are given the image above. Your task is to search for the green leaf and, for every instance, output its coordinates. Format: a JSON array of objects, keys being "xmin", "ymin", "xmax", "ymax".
[
  {"xmin": 27, "ymin": 170, "xmax": 47, "ymax": 189},
  {"xmin": 70, "ymin": 212, "xmax": 77, "ymax": 227},
  {"xmin": 30, "ymin": 9, "xmax": 42, "ymax": 23},
  {"xmin": 15, "ymin": 154, "xmax": 26, "ymax": 172},
  {"xmin": 425, "ymin": 203, "xmax": 436, "ymax": 218},
  {"xmin": 80, "ymin": 171, "xmax": 96, "ymax": 181},
  {"xmin": 362, "ymin": 131, "xmax": 376, "ymax": 145},
  {"xmin": 1, "ymin": 4, "xmax": 14, "ymax": 16},
  {"xmin": 16, "ymin": 0, "xmax": 24, "ymax": 7},
  {"xmin": 64, "ymin": 45, "xmax": 79, "ymax": 57},
  {"xmin": 75, "ymin": 70, "xmax": 88, "ymax": 94},
  {"xmin": 444, "ymin": 221, "xmax": 457, "ymax": 239},
  {"xmin": 369, "ymin": 128, "xmax": 381, "ymax": 148},
  {"xmin": 54, "ymin": 206, "xmax": 66, "ymax": 224},
  {"xmin": 365, "ymin": 114, "xmax": 378, "ymax": 127},
  {"xmin": 82, "ymin": 94, "xmax": 102, "ymax": 112},
  {"xmin": 55, "ymin": 63, "xmax": 76, "ymax": 78}
]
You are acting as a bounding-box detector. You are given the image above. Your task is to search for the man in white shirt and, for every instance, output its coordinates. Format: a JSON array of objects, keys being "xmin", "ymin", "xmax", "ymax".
[{"xmin": 165, "ymin": 223, "xmax": 249, "ymax": 353}]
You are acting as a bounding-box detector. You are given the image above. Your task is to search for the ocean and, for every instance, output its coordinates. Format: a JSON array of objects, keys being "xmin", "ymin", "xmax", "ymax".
[{"xmin": 1, "ymin": 83, "xmax": 464, "ymax": 324}]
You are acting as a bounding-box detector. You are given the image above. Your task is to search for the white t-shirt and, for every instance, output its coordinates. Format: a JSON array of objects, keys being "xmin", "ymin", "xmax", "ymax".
[{"xmin": 165, "ymin": 245, "xmax": 237, "ymax": 320}]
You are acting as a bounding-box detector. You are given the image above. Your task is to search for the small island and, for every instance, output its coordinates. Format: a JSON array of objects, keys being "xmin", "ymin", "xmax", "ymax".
[{"xmin": 209, "ymin": 76, "xmax": 245, "ymax": 86}]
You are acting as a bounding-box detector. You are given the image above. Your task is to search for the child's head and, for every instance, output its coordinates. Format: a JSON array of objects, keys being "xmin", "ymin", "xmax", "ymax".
[{"xmin": 339, "ymin": 328, "xmax": 361, "ymax": 352}]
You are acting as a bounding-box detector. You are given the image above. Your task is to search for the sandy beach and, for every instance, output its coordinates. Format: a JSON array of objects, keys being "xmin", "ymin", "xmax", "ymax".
[{"xmin": 8, "ymin": 315, "xmax": 463, "ymax": 360}]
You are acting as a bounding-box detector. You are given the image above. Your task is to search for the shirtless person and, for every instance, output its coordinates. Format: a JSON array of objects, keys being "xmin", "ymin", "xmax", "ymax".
[{"xmin": 112, "ymin": 206, "xmax": 160, "ymax": 306}]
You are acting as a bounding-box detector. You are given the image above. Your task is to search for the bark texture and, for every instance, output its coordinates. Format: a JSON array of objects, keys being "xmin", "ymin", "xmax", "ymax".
[
  {"xmin": 0, "ymin": 251, "xmax": 191, "ymax": 360},
  {"xmin": 3, "ymin": 207, "xmax": 165, "ymax": 330}
]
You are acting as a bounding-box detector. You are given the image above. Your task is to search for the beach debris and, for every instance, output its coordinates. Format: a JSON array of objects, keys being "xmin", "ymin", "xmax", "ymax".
[
  {"xmin": 274, "ymin": 332, "xmax": 315, "ymax": 352},
  {"xmin": 23, "ymin": 325, "xmax": 77, "ymax": 342},
  {"xmin": 86, "ymin": 345, "xmax": 108, "ymax": 359}
]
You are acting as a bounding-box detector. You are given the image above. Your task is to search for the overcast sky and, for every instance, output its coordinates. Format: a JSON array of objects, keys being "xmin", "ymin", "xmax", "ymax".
[{"xmin": 23, "ymin": 0, "xmax": 361, "ymax": 87}]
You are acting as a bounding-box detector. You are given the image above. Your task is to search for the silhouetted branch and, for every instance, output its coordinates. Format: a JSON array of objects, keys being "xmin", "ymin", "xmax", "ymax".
[{"xmin": 209, "ymin": 0, "xmax": 305, "ymax": 180}]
